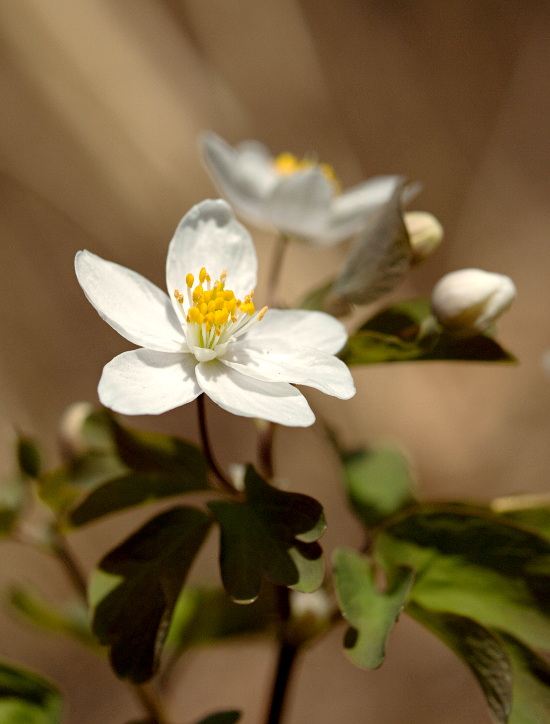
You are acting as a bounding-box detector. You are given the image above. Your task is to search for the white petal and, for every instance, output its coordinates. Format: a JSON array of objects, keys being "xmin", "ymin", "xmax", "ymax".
[
  {"xmin": 75, "ymin": 250, "xmax": 184, "ymax": 352},
  {"xmin": 195, "ymin": 360, "xmax": 315, "ymax": 427},
  {"xmin": 201, "ymin": 132, "xmax": 275, "ymax": 219},
  {"xmin": 98, "ymin": 349, "xmax": 200, "ymax": 415},
  {"xmin": 245, "ymin": 309, "xmax": 348, "ymax": 354},
  {"xmin": 166, "ymin": 200, "xmax": 258, "ymax": 305},
  {"xmin": 221, "ymin": 342, "xmax": 355, "ymax": 399},
  {"xmin": 266, "ymin": 170, "xmax": 334, "ymax": 239},
  {"xmin": 322, "ymin": 175, "xmax": 405, "ymax": 244}
]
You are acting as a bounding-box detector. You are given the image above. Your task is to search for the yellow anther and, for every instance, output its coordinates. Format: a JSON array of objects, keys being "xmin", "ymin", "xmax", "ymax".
[
  {"xmin": 186, "ymin": 273, "xmax": 194, "ymax": 288},
  {"xmin": 188, "ymin": 307, "xmax": 201, "ymax": 323},
  {"xmin": 199, "ymin": 267, "xmax": 207, "ymax": 284},
  {"xmin": 200, "ymin": 302, "xmax": 208, "ymax": 315},
  {"xmin": 174, "ymin": 289, "xmax": 184, "ymax": 304},
  {"xmin": 193, "ymin": 285, "xmax": 203, "ymax": 302},
  {"xmin": 258, "ymin": 306, "xmax": 268, "ymax": 321},
  {"xmin": 224, "ymin": 290, "xmax": 234, "ymax": 301},
  {"xmin": 273, "ymin": 152, "xmax": 340, "ymax": 193}
]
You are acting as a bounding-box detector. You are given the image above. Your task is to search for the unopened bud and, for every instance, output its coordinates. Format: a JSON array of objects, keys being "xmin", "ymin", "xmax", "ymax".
[
  {"xmin": 431, "ymin": 268, "xmax": 516, "ymax": 337},
  {"xmin": 404, "ymin": 211, "xmax": 444, "ymax": 263},
  {"xmin": 285, "ymin": 589, "xmax": 332, "ymax": 646}
]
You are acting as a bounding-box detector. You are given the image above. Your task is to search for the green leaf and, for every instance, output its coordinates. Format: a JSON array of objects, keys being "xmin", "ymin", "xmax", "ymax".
[
  {"xmin": 69, "ymin": 469, "xmax": 208, "ymax": 528},
  {"xmin": 166, "ymin": 586, "xmax": 276, "ymax": 653},
  {"xmin": 408, "ymin": 602, "xmax": 513, "ymax": 723},
  {"xmin": 90, "ymin": 506, "xmax": 211, "ymax": 683},
  {"xmin": 333, "ymin": 547, "xmax": 413, "ymax": 669},
  {"xmin": 0, "ymin": 660, "xmax": 62, "ymax": 723},
  {"xmin": 341, "ymin": 445, "xmax": 416, "ymax": 528},
  {"xmin": 8, "ymin": 586, "xmax": 100, "ymax": 650},
  {"xmin": 192, "ymin": 711, "xmax": 241, "ymax": 724},
  {"xmin": 375, "ymin": 505, "xmax": 550, "ymax": 650},
  {"xmin": 499, "ymin": 631, "xmax": 550, "ymax": 724},
  {"xmin": 342, "ymin": 298, "xmax": 515, "ymax": 364},
  {"xmin": 208, "ymin": 466, "xmax": 325, "ymax": 603},
  {"xmin": 17, "ymin": 436, "xmax": 41, "ymax": 478},
  {"xmin": 0, "ymin": 474, "xmax": 27, "ymax": 536},
  {"xmin": 491, "ymin": 494, "xmax": 550, "ymax": 540}
]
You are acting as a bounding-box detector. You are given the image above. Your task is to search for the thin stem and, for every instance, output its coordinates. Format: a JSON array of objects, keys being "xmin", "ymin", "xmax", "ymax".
[
  {"xmin": 257, "ymin": 422, "xmax": 276, "ymax": 480},
  {"xmin": 132, "ymin": 683, "xmax": 171, "ymax": 724},
  {"xmin": 265, "ymin": 641, "xmax": 299, "ymax": 724},
  {"xmin": 266, "ymin": 233, "xmax": 289, "ymax": 309},
  {"xmin": 196, "ymin": 394, "xmax": 235, "ymax": 493}
]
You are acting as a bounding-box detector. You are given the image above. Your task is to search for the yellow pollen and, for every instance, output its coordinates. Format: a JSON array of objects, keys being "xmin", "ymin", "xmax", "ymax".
[
  {"xmin": 176, "ymin": 267, "xmax": 267, "ymax": 339},
  {"xmin": 273, "ymin": 151, "xmax": 341, "ymax": 193}
]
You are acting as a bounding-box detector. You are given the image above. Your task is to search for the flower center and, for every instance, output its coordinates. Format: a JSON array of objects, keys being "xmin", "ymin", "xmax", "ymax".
[
  {"xmin": 174, "ymin": 267, "xmax": 267, "ymax": 362},
  {"xmin": 273, "ymin": 152, "xmax": 341, "ymax": 193}
]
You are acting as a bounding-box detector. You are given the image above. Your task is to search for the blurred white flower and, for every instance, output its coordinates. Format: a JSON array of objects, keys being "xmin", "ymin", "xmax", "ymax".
[
  {"xmin": 404, "ymin": 211, "xmax": 444, "ymax": 263},
  {"xmin": 201, "ymin": 132, "xmax": 404, "ymax": 245},
  {"xmin": 75, "ymin": 200, "xmax": 355, "ymax": 427},
  {"xmin": 431, "ymin": 268, "xmax": 516, "ymax": 337}
]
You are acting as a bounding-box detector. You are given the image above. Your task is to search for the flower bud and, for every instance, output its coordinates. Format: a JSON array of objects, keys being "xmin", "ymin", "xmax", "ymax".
[
  {"xmin": 431, "ymin": 268, "xmax": 516, "ymax": 337},
  {"xmin": 404, "ymin": 211, "xmax": 444, "ymax": 263}
]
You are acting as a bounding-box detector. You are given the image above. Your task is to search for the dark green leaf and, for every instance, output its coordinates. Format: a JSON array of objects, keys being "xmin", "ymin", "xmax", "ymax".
[
  {"xmin": 333, "ymin": 547, "xmax": 413, "ymax": 669},
  {"xmin": 17, "ymin": 437, "xmax": 41, "ymax": 478},
  {"xmin": 491, "ymin": 494, "xmax": 550, "ymax": 540},
  {"xmin": 208, "ymin": 466, "xmax": 325, "ymax": 603},
  {"xmin": 69, "ymin": 469, "xmax": 208, "ymax": 527},
  {"xmin": 9, "ymin": 586, "xmax": 99, "ymax": 650},
  {"xmin": 375, "ymin": 505, "xmax": 550, "ymax": 650},
  {"xmin": 192, "ymin": 710, "xmax": 241, "ymax": 724},
  {"xmin": 341, "ymin": 445, "xmax": 416, "ymax": 528},
  {"xmin": 499, "ymin": 631, "xmax": 550, "ymax": 724},
  {"xmin": 0, "ymin": 660, "xmax": 62, "ymax": 723},
  {"xmin": 90, "ymin": 506, "xmax": 211, "ymax": 683},
  {"xmin": 408, "ymin": 602, "xmax": 513, "ymax": 723},
  {"xmin": 343, "ymin": 298, "xmax": 515, "ymax": 364}
]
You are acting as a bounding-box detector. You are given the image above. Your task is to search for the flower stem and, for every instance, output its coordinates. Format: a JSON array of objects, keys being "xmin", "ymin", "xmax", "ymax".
[
  {"xmin": 265, "ymin": 639, "xmax": 298, "ymax": 724},
  {"xmin": 196, "ymin": 394, "xmax": 235, "ymax": 493},
  {"xmin": 258, "ymin": 422, "xmax": 276, "ymax": 480},
  {"xmin": 267, "ymin": 233, "xmax": 289, "ymax": 309}
]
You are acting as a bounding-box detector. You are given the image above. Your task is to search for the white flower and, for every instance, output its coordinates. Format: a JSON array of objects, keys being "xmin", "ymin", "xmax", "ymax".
[
  {"xmin": 75, "ymin": 200, "xmax": 355, "ymax": 427},
  {"xmin": 431, "ymin": 268, "xmax": 517, "ymax": 337},
  {"xmin": 201, "ymin": 132, "xmax": 405, "ymax": 246}
]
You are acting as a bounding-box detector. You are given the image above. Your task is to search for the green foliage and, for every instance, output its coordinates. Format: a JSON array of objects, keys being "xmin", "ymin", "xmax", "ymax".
[
  {"xmin": 333, "ymin": 547, "xmax": 413, "ymax": 669},
  {"xmin": 90, "ymin": 506, "xmax": 211, "ymax": 683},
  {"xmin": 0, "ymin": 474, "xmax": 27, "ymax": 537},
  {"xmin": 341, "ymin": 298, "xmax": 515, "ymax": 364},
  {"xmin": 9, "ymin": 586, "xmax": 100, "ymax": 651},
  {"xmin": 340, "ymin": 444, "xmax": 416, "ymax": 528},
  {"xmin": 208, "ymin": 466, "xmax": 325, "ymax": 603},
  {"xmin": 500, "ymin": 631, "xmax": 550, "ymax": 724},
  {"xmin": 408, "ymin": 603, "xmax": 513, "ymax": 723},
  {"xmin": 375, "ymin": 505, "xmax": 550, "ymax": 651},
  {"xmin": 0, "ymin": 660, "xmax": 62, "ymax": 723},
  {"xmin": 17, "ymin": 437, "xmax": 41, "ymax": 479},
  {"xmin": 38, "ymin": 406, "xmax": 208, "ymax": 525}
]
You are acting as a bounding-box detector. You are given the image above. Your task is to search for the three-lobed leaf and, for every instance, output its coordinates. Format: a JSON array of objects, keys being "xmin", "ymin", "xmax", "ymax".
[
  {"xmin": 90, "ymin": 506, "xmax": 211, "ymax": 683},
  {"xmin": 208, "ymin": 466, "xmax": 326, "ymax": 603},
  {"xmin": 333, "ymin": 547, "xmax": 413, "ymax": 669}
]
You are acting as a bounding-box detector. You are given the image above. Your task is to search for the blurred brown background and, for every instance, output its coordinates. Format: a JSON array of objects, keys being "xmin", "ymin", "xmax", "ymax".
[{"xmin": 1, "ymin": 1, "xmax": 550, "ymax": 722}]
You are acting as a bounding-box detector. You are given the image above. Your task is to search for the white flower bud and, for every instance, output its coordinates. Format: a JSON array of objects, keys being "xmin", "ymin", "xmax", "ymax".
[
  {"xmin": 431, "ymin": 268, "xmax": 516, "ymax": 337},
  {"xmin": 404, "ymin": 211, "xmax": 444, "ymax": 263}
]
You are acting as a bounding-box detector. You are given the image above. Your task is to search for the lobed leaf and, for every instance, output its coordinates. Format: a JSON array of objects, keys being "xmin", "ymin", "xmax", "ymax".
[
  {"xmin": 375, "ymin": 505, "xmax": 550, "ymax": 650},
  {"xmin": 341, "ymin": 445, "xmax": 416, "ymax": 528},
  {"xmin": 90, "ymin": 506, "xmax": 211, "ymax": 683},
  {"xmin": 208, "ymin": 466, "xmax": 325, "ymax": 603},
  {"xmin": 333, "ymin": 547, "xmax": 413, "ymax": 669},
  {"xmin": 0, "ymin": 660, "xmax": 62, "ymax": 723}
]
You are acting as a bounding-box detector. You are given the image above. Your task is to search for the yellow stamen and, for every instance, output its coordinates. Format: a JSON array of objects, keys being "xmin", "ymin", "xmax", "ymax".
[
  {"xmin": 186, "ymin": 273, "xmax": 194, "ymax": 288},
  {"xmin": 273, "ymin": 151, "xmax": 340, "ymax": 193}
]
